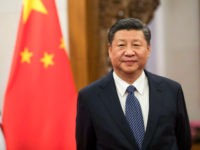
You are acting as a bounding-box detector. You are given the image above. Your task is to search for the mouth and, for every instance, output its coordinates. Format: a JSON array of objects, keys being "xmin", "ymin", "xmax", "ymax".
[
  {"xmin": 123, "ymin": 59, "xmax": 138, "ymax": 63},
  {"xmin": 123, "ymin": 60, "xmax": 137, "ymax": 65}
]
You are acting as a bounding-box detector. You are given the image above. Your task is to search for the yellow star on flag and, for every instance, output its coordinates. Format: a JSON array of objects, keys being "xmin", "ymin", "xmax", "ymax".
[
  {"xmin": 20, "ymin": 48, "xmax": 33, "ymax": 64},
  {"xmin": 40, "ymin": 52, "xmax": 54, "ymax": 68},
  {"xmin": 23, "ymin": 0, "xmax": 48, "ymax": 23},
  {"xmin": 59, "ymin": 38, "xmax": 66, "ymax": 49}
]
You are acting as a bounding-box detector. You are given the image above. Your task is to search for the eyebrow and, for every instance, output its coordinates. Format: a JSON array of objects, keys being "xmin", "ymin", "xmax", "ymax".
[
  {"xmin": 115, "ymin": 39, "xmax": 142, "ymax": 42},
  {"xmin": 116, "ymin": 39, "xmax": 126, "ymax": 42}
]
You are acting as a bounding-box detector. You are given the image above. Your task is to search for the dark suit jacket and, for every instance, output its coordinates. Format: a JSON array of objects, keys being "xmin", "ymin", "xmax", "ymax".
[{"xmin": 76, "ymin": 70, "xmax": 191, "ymax": 150}]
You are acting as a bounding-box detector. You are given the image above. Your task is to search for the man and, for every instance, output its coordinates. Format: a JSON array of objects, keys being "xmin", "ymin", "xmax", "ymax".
[{"xmin": 76, "ymin": 18, "xmax": 191, "ymax": 150}]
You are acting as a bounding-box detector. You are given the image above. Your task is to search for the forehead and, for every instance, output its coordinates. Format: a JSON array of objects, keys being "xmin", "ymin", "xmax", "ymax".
[{"xmin": 113, "ymin": 29, "xmax": 145, "ymax": 41}]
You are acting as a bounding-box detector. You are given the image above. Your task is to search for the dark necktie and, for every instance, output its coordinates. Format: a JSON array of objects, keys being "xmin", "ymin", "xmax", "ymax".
[{"xmin": 125, "ymin": 85, "xmax": 145, "ymax": 149}]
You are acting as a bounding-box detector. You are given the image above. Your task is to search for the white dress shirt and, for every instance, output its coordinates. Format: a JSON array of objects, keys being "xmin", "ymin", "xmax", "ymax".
[{"xmin": 113, "ymin": 71, "xmax": 149, "ymax": 130}]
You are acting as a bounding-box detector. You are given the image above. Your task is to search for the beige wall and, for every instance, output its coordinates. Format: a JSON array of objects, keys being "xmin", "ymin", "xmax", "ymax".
[
  {"xmin": 0, "ymin": 0, "xmax": 21, "ymax": 112},
  {"xmin": 164, "ymin": 0, "xmax": 200, "ymax": 121},
  {"xmin": 147, "ymin": 0, "xmax": 200, "ymax": 120}
]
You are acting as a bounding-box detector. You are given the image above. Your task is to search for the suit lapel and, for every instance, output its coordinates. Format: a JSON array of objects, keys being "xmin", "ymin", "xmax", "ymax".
[
  {"xmin": 142, "ymin": 71, "xmax": 163, "ymax": 149},
  {"xmin": 98, "ymin": 72, "xmax": 138, "ymax": 148},
  {"xmin": 98, "ymin": 71, "xmax": 164, "ymax": 149}
]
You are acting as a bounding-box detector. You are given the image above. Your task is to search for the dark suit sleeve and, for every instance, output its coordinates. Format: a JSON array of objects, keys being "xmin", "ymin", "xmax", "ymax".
[
  {"xmin": 175, "ymin": 86, "xmax": 192, "ymax": 150},
  {"xmin": 76, "ymin": 91, "xmax": 96, "ymax": 150}
]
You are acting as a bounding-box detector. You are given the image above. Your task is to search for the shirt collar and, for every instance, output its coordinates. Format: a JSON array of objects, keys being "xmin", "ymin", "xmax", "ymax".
[
  {"xmin": 113, "ymin": 70, "xmax": 146, "ymax": 96},
  {"xmin": 133, "ymin": 71, "xmax": 146, "ymax": 95}
]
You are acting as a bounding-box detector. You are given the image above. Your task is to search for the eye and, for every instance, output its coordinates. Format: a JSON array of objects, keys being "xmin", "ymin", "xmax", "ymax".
[
  {"xmin": 133, "ymin": 44, "xmax": 140, "ymax": 47},
  {"xmin": 118, "ymin": 44, "xmax": 125, "ymax": 46},
  {"xmin": 117, "ymin": 44, "xmax": 125, "ymax": 48}
]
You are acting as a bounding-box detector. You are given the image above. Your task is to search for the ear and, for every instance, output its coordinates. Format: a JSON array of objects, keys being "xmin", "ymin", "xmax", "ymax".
[
  {"xmin": 108, "ymin": 43, "xmax": 112, "ymax": 58},
  {"xmin": 147, "ymin": 44, "xmax": 151, "ymax": 57}
]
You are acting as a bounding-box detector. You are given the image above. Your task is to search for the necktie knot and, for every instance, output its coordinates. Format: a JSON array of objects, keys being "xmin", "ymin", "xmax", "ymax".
[{"xmin": 126, "ymin": 85, "xmax": 136, "ymax": 94}]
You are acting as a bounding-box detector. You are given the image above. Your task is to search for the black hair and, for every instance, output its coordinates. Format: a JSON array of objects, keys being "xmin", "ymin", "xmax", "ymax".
[{"xmin": 108, "ymin": 18, "xmax": 151, "ymax": 45}]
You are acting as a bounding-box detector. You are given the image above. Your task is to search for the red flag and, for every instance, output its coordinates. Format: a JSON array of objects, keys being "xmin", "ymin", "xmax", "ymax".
[{"xmin": 2, "ymin": 0, "xmax": 77, "ymax": 149}]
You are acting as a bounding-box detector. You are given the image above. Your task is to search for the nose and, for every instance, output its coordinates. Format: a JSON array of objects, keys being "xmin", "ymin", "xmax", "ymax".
[{"xmin": 124, "ymin": 47, "xmax": 135, "ymax": 56}]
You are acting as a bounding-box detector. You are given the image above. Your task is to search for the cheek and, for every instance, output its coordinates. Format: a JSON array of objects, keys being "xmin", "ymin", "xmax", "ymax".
[
  {"xmin": 138, "ymin": 50, "xmax": 149, "ymax": 58},
  {"xmin": 138, "ymin": 53, "xmax": 149, "ymax": 64},
  {"xmin": 110, "ymin": 51, "xmax": 123, "ymax": 60},
  {"xmin": 132, "ymin": 51, "xmax": 145, "ymax": 63}
]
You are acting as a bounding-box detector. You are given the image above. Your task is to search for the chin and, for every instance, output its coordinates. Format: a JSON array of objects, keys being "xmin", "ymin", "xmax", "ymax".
[
  {"xmin": 123, "ymin": 65, "xmax": 138, "ymax": 72},
  {"xmin": 121, "ymin": 68, "xmax": 139, "ymax": 75}
]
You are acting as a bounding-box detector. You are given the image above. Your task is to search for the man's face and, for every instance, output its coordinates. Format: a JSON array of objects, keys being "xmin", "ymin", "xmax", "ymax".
[{"xmin": 108, "ymin": 29, "xmax": 151, "ymax": 78}]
